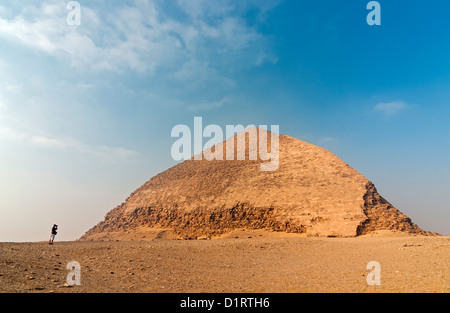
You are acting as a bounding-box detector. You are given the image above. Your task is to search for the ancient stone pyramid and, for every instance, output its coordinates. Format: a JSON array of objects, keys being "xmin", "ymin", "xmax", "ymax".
[{"xmin": 80, "ymin": 129, "xmax": 432, "ymax": 240}]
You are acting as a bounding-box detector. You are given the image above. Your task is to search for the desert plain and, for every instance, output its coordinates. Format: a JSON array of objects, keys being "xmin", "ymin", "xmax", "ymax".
[{"xmin": 0, "ymin": 229, "xmax": 448, "ymax": 293}]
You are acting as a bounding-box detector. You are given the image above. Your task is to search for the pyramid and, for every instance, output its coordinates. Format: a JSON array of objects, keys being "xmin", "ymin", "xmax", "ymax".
[{"xmin": 80, "ymin": 129, "xmax": 433, "ymax": 240}]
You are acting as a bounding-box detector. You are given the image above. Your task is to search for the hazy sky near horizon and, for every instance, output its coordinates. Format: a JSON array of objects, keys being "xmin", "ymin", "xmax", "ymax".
[{"xmin": 0, "ymin": 0, "xmax": 449, "ymax": 241}]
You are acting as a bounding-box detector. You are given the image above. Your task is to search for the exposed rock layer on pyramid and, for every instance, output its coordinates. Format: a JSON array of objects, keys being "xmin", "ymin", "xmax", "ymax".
[{"xmin": 80, "ymin": 130, "xmax": 434, "ymax": 240}]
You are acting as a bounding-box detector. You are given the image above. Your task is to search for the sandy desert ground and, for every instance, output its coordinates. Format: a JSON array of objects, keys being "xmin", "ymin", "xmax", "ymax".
[{"xmin": 0, "ymin": 230, "xmax": 448, "ymax": 293}]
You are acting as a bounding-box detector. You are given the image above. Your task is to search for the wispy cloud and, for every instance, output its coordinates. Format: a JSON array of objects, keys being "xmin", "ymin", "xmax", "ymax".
[
  {"xmin": 0, "ymin": 125, "xmax": 140, "ymax": 160},
  {"xmin": 0, "ymin": 0, "xmax": 277, "ymax": 77},
  {"xmin": 373, "ymin": 100, "xmax": 408, "ymax": 116},
  {"xmin": 0, "ymin": 0, "xmax": 280, "ymax": 117},
  {"xmin": 0, "ymin": 58, "xmax": 140, "ymax": 162},
  {"xmin": 187, "ymin": 97, "xmax": 231, "ymax": 111}
]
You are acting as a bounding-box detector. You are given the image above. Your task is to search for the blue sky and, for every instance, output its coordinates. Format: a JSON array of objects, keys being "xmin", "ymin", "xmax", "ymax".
[{"xmin": 0, "ymin": 0, "xmax": 449, "ymax": 241}]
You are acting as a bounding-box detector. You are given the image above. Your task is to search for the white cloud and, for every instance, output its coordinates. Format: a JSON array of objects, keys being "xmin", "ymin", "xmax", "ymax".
[
  {"xmin": 0, "ymin": 125, "xmax": 140, "ymax": 160},
  {"xmin": 187, "ymin": 97, "xmax": 231, "ymax": 111},
  {"xmin": 174, "ymin": 59, "xmax": 235, "ymax": 89},
  {"xmin": 0, "ymin": 63, "xmax": 140, "ymax": 161},
  {"xmin": 0, "ymin": 94, "xmax": 8, "ymax": 121},
  {"xmin": 373, "ymin": 101, "xmax": 408, "ymax": 116},
  {"xmin": 0, "ymin": 0, "xmax": 276, "ymax": 77}
]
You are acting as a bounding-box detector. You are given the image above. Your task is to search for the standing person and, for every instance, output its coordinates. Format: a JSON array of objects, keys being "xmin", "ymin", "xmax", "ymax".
[{"xmin": 49, "ymin": 224, "xmax": 58, "ymax": 245}]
